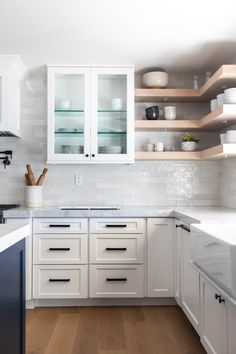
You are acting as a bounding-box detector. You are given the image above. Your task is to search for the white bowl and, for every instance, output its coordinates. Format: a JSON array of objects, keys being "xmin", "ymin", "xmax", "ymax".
[
  {"xmin": 143, "ymin": 71, "xmax": 168, "ymax": 88},
  {"xmin": 210, "ymin": 99, "xmax": 218, "ymax": 112},
  {"xmin": 226, "ymin": 130, "xmax": 236, "ymax": 143},
  {"xmin": 224, "ymin": 88, "xmax": 236, "ymax": 104},
  {"xmin": 220, "ymin": 133, "xmax": 226, "ymax": 144},
  {"xmin": 217, "ymin": 93, "xmax": 225, "ymax": 107}
]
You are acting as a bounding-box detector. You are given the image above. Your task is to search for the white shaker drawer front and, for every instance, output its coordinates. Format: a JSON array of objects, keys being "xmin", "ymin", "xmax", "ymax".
[
  {"xmin": 90, "ymin": 218, "xmax": 145, "ymax": 234},
  {"xmin": 33, "ymin": 234, "xmax": 88, "ymax": 264},
  {"xmin": 33, "ymin": 218, "xmax": 88, "ymax": 234},
  {"xmin": 33, "ymin": 265, "xmax": 88, "ymax": 299},
  {"xmin": 90, "ymin": 265, "xmax": 144, "ymax": 298},
  {"xmin": 90, "ymin": 234, "xmax": 144, "ymax": 264}
]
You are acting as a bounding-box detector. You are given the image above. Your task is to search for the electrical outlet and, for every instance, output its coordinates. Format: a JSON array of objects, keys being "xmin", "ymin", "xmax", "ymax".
[{"xmin": 74, "ymin": 173, "xmax": 83, "ymax": 186}]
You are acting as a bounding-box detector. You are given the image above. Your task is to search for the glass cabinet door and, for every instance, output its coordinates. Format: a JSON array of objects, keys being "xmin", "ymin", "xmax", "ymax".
[
  {"xmin": 91, "ymin": 67, "xmax": 134, "ymax": 162},
  {"xmin": 47, "ymin": 67, "xmax": 90, "ymax": 162}
]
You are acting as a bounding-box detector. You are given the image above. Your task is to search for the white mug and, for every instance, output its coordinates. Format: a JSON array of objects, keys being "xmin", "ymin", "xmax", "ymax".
[
  {"xmin": 164, "ymin": 106, "xmax": 176, "ymax": 120},
  {"xmin": 144, "ymin": 143, "xmax": 153, "ymax": 152},
  {"xmin": 153, "ymin": 142, "xmax": 164, "ymax": 152}
]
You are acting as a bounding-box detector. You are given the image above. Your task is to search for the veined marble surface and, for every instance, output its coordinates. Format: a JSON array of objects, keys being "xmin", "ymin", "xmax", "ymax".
[
  {"xmin": 0, "ymin": 223, "xmax": 30, "ymax": 253},
  {"xmin": 3, "ymin": 206, "xmax": 236, "ymax": 224}
]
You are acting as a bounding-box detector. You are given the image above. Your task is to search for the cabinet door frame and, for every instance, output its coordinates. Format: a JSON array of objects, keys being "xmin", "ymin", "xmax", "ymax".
[
  {"xmin": 180, "ymin": 223, "xmax": 201, "ymax": 334},
  {"xmin": 174, "ymin": 219, "xmax": 182, "ymax": 306},
  {"xmin": 47, "ymin": 66, "xmax": 91, "ymax": 163},
  {"xmin": 90, "ymin": 66, "xmax": 134, "ymax": 163},
  {"xmin": 200, "ymin": 276, "xmax": 228, "ymax": 354},
  {"xmin": 146, "ymin": 218, "xmax": 174, "ymax": 297}
]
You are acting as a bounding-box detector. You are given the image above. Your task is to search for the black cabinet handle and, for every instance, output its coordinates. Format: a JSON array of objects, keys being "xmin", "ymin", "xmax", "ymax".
[
  {"xmin": 49, "ymin": 248, "xmax": 70, "ymax": 251},
  {"xmin": 49, "ymin": 279, "xmax": 70, "ymax": 282},
  {"xmin": 105, "ymin": 224, "xmax": 127, "ymax": 228},
  {"xmin": 105, "ymin": 247, "xmax": 127, "ymax": 251},
  {"xmin": 49, "ymin": 224, "xmax": 71, "ymax": 228},
  {"xmin": 85, "ymin": 154, "xmax": 89, "ymax": 157},
  {"xmin": 180, "ymin": 225, "xmax": 190, "ymax": 233},
  {"xmin": 215, "ymin": 294, "xmax": 220, "ymax": 300},
  {"xmin": 92, "ymin": 154, "xmax": 95, "ymax": 157},
  {"xmin": 106, "ymin": 278, "xmax": 127, "ymax": 282}
]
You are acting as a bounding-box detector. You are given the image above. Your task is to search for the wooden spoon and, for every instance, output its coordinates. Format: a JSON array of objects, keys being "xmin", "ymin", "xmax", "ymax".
[
  {"xmin": 26, "ymin": 164, "xmax": 36, "ymax": 186},
  {"xmin": 36, "ymin": 168, "xmax": 48, "ymax": 186}
]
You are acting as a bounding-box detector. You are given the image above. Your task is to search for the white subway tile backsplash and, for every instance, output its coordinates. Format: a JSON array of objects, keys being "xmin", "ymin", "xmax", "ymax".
[{"xmin": 0, "ymin": 71, "xmax": 223, "ymax": 207}]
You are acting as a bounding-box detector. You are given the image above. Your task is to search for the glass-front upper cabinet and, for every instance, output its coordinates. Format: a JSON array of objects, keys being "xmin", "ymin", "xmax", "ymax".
[
  {"xmin": 47, "ymin": 67, "xmax": 90, "ymax": 162},
  {"xmin": 90, "ymin": 67, "xmax": 134, "ymax": 162},
  {"xmin": 47, "ymin": 66, "xmax": 134, "ymax": 163}
]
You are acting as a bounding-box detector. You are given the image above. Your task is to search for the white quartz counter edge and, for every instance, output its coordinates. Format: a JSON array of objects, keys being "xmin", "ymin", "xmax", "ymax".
[
  {"xmin": 0, "ymin": 223, "xmax": 30, "ymax": 254},
  {"xmin": 3, "ymin": 206, "xmax": 236, "ymax": 224}
]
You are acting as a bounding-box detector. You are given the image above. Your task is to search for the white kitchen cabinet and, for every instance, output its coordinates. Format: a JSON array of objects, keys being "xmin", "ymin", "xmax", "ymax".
[
  {"xmin": 47, "ymin": 66, "xmax": 134, "ymax": 164},
  {"xmin": 178, "ymin": 222, "xmax": 200, "ymax": 334},
  {"xmin": 200, "ymin": 276, "xmax": 227, "ymax": 354},
  {"xmin": 147, "ymin": 218, "xmax": 174, "ymax": 297},
  {"xmin": 174, "ymin": 219, "xmax": 182, "ymax": 306},
  {"xmin": 0, "ymin": 55, "xmax": 26, "ymax": 136},
  {"xmin": 6, "ymin": 218, "xmax": 32, "ymax": 301},
  {"xmin": 228, "ymin": 302, "xmax": 236, "ymax": 354}
]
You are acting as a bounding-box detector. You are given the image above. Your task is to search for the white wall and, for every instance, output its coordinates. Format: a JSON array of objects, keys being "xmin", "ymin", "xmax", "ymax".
[{"xmin": 0, "ymin": 69, "xmax": 220, "ymax": 207}]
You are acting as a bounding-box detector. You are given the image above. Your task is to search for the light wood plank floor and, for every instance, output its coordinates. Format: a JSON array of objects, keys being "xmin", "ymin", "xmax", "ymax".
[{"xmin": 26, "ymin": 306, "xmax": 206, "ymax": 354}]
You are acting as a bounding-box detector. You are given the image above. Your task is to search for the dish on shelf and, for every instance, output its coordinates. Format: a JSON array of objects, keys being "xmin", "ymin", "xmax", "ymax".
[
  {"xmin": 217, "ymin": 93, "xmax": 224, "ymax": 107},
  {"xmin": 143, "ymin": 71, "xmax": 168, "ymax": 88},
  {"xmin": 61, "ymin": 145, "xmax": 83, "ymax": 154},
  {"xmin": 210, "ymin": 99, "xmax": 218, "ymax": 112},
  {"xmin": 226, "ymin": 130, "xmax": 236, "ymax": 143},
  {"xmin": 224, "ymin": 88, "xmax": 236, "ymax": 104},
  {"xmin": 99, "ymin": 146, "xmax": 123, "ymax": 154}
]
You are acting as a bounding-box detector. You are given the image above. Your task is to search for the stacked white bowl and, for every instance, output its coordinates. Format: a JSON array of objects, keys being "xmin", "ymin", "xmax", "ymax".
[
  {"xmin": 220, "ymin": 131, "xmax": 236, "ymax": 144},
  {"xmin": 224, "ymin": 88, "xmax": 236, "ymax": 104}
]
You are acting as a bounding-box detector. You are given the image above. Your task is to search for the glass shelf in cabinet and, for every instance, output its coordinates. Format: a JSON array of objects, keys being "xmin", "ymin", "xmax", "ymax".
[
  {"xmin": 97, "ymin": 109, "xmax": 127, "ymax": 113},
  {"xmin": 54, "ymin": 109, "xmax": 84, "ymax": 113},
  {"xmin": 97, "ymin": 131, "xmax": 127, "ymax": 135},
  {"xmin": 54, "ymin": 131, "xmax": 84, "ymax": 135}
]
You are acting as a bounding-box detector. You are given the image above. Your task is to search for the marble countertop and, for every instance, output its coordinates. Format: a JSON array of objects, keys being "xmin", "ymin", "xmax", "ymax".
[
  {"xmin": 3, "ymin": 205, "xmax": 236, "ymax": 224},
  {"xmin": 0, "ymin": 223, "xmax": 30, "ymax": 254}
]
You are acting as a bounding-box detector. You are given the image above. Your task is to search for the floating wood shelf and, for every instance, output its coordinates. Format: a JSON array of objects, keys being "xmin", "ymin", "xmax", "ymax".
[
  {"xmin": 135, "ymin": 144, "xmax": 236, "ymax": 160},
  {"xmin": 135, "ymin": 105, "xmax": 236, "ymax": 131},
  {"xmin": 135, "ymin": 65, "xmax": 236, "ymax": 103}
]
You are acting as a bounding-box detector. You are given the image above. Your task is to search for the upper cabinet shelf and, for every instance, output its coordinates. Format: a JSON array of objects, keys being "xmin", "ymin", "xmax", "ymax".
[
  {"xmin": 135, "ymin": 104, "xmax": 236, "ymax": 132},
  {"xmin": 135, "ymin": 65, "xmax": 236, "ymax": 103}
]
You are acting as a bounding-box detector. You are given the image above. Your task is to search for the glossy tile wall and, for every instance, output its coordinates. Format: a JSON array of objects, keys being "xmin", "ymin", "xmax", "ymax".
[{"xmin": 0, "ymin": 70, "xmax": 220, "ymax": 207}]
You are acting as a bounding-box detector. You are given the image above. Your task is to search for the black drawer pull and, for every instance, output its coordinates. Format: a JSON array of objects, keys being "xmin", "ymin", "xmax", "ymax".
[
  {"xmin": 49, "ymin": 278, "xmax": 70, "ymax": 282},
  {"xmin": 105, "ymin": 224, "xmax": 127, "ymax": 228},
  {"xmin": 49, "ymin": 224, "xmax": 71, "ymax": 228},
  {"xmin": 49, "ymin": 248, "xmax": 71, "ymax": 251},
  {"xmin": 180, "ymin": 225, "xmax": 190, "ymax": 233},
  {"xmin": 106, "ymin": 278, "xmax": 127, "ymax": 282},
  {"xmin": 106, "ymin": 247, "xmax": 127, "ymax": 251},
  {"xmin": 49, "ymin": 224, "xmax": 71, "ymax": 227}
]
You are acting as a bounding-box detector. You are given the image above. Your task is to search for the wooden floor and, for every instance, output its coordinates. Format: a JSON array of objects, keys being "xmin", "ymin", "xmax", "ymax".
[{"xmin": 26, "ymin": 306, "xmax": 206, "ymax": 354}]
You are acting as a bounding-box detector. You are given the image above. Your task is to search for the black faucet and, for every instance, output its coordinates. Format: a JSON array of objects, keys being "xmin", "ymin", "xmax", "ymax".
[{"xmin": 0, "ymin": 151, "xmax": 12, "ymax": 169}]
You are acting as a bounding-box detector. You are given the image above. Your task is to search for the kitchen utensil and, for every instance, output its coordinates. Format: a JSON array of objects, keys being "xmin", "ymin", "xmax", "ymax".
[
  {"xmin": 111, "ymin": 98, "xmax": 123, "ymax": 110},
  {"xmin": 143, "ymin": 71, "xmax": 168, "ymax": 88},
  {"xmin": 164, "ymin": 106, "xmax": 176, "ymax": 120},
  {"xmin": 153, "ymin": 142, "xmax": 164, "ymax": 152},
  {"xmin": 210, "ymin": 99, "xmax": 218, "ymax": 112},
  {"xmin": 25, "ymin": 173, "xmax": 30, "ymax": 186},
  {"xmin": 145, "ymin": 106, "xmax": 159, "ymax": 120},
  {"xmin": 217, "ymin": 93, "xmax": 224, "ymax": 107},
  {"xmin": 36, "ymin": 168, "xmax": 48, "ymax": 186},
  {"xmin": 26, "ymin": 164, "xmax": 36, "ymax": 186},
  {"xmin": 224, "ymin": 88, "xmax": 236, "ymax": 104}
]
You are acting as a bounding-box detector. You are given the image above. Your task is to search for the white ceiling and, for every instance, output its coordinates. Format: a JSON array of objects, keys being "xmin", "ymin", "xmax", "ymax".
[{"xmin": 1, "ymin": 0, "xmax": 236, "ymax": 72}]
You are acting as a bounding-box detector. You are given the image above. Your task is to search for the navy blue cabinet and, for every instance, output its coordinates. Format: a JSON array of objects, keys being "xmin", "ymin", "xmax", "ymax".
[{"xmin": 0, "ymin": 239, "xmax": 25, "ymax": 354}]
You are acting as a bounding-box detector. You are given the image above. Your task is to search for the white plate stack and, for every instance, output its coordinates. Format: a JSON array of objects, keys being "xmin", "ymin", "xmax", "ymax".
[
  {"xmin": 220, "ymin": 131, "xmax": 236, "ymax": 144},
  {"xmin": 224, "ymin": 88, "xmax": 236, "ymax": 104}
]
